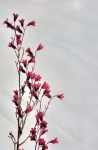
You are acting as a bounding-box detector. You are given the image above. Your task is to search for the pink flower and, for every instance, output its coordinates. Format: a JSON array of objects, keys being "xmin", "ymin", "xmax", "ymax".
[
  {"xmin": 13, "ymin": 90, "xmax": 18, "ymax": 95},
  {"xmin": 36, "ymin": 111, "xmax": 43, "ymax": 121},
  {"xmin": 49, "ymin": 138, "xmax": 59, "ymax": 144},
  {"xmin": 40, "ymin": 121, "xmax": 47, "ymax": 129},
  {"xmin": 3, "ymin": 18, "xmax": 14, "ymax": 30},
  {"xmin": 16, "ymin": 106, "xmax": 23, "ymax": 118},
  {"xmin": 19, "ymin": 19, "xmax": 24, "ymax": 27},
  {"xmin": 30, "ymin": 90, "xmax": 38, "ymax": 99},
  {"xmin": 42, "ymin": 82, "xmax": 50, "ymax": 90},
  {"xmin": 38, "ymin": 138, "xmax": 46, "ymax": 145},
  {"xmin": 30, "ymin": 128, "xmax": 36, "ymax": 135},
  {"xmin": 28, "ymin": 58, "xmax": 36, "ymax": 63},
  {"xmin": 30, "ymin": 134, "xmax": 36, "ymax": 141},
  {"xmin": 33, "ymin": 83, "xmax": 41, "ymax": 91},
  {"xmin": 35, "ymin": 74, "xmax": 42, "ymax": 82},
  {"xmin": 27, "ymin": 20, "xmax": 36, "ymax": 26},
  {"xmin": 19, "ymin": 65, "xmax": 25, "ymax": 73},
  {"xmin": 26, "ymin": 48, "xmax": 34, "ymax": 58},
  {"xmin": 13, "ymin": 95, "xmax": 20, "ymax": 102},
  {"xmin": 41, "ymin": 129, "xmax": 48, "ymax": 135},
  {"xmin": 8, "ymin": 42, "xmax": 16, "ymax": 49},
  {"xmin": 25, "ymin": 106, "xmax": 33, "ymax": 113},
  {"xmin": 21, "ymin": 60, "xmax": 27, "ymax": 68},
  {"xmin": 37, "ymin": 44, "xmax": 44, "ymax": 51},
  {"xmin": 15, "ymin": 25, "xmax": 23, "ymax": 34},
  {"xmin": 13, "ymin": 13, "xmax": 19, "ymax": 22},
  {"xmin": 27, "ymin": 72, "xmax": 36, "ymax": 80},
  {"xmin": 57, "ymin": 94, "xmax": 64, "ymax": 100},
  {"xmin": 43, "ymin": 89, "xmax": 51, "ymax": 98}
]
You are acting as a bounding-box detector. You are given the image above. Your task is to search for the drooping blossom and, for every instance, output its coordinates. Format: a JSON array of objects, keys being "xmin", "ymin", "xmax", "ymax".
[
  {"xmin": 27, "ymin": 72, "xmax": 36, "ymax": 80},
  {"xmin": 28, "ymin": 58, "xmax": 36, "ymax": 63},
  {"xmin": 33, "ymin": 83, "xmax": 41, "ymax": 91},
  {"xmin": 3, "ymin": 18, "xmax": 14, "ymax": 29},
  {"xmin": 25, "ymin": 80, "xmax": 32, "ymax": 90},
  {"xmin": 30, "ymin": 90, "xmax": 38, "ymax": 99},
  {"xmin": 41, "ymin": 129, "xmax": 48, "ymax": 135},
  {"xmin": 40, "ymin": 121, "xmax": 47, "ymax": 129},
  {"xmin": 49, "ymin": 138, "xmax": 59, "ymax": 144},
  {"xmin": 16, "ymin": 34, "xmax": 22, "ymax": 45},
  {"xmin": 36, "ymin": 111, "xmax": 43, "ymax": 121},
  {"xmin": 8, "ymin": 42, "xmax": 16, "ymax": 49},
  {"xmin": 27, "ymin": 20, "xmax": 36, "ymax": 26},
  {"xmin": 26, "ymin": 48, "xmax": 35, "ymax": 58},
  {"xmin": 35, "ymin": 74, "xmax": 42, "ymax": 82},
  {"xmin": 13, "ymin": 13, "xmax": 19, "ymax": 22},
  {"xmin": 15, "ymin": 25, "xmax": 23, "ymax": 34},
  {"xmin": 16, "ymin": 106, "xmax": 23, "ymax": 118},
  {"xmin": 19, "ymin": 65, "xmax": 26, "ymax": 73},
  {"xmin": 42, "ymin": 82, "xmax": 50, "ymax": 90},
  {"xmin": 56, "ymin": 94, "xmax": 64, "ymax": 100},
  {"xmin": 38, "ymin": 138, "xmax": 46, "ymax": 146},
  {"xmin": 43, "ymin": 89, "xmax": 51, "ymax": 98},
  {"xmin": 37, "ymin": 44, "xmax": 44, "ymax": 51},
  {"xmin": 21, "ymin": 59, "xmax": 28, "ymax": 68},
  {"xmin": 30, "ymin": 128, "xmax": 36, "ymax": 141},
  {"xmin": 12, "ymin": 95, "xmax": 20, "ymax": 106},
  {"xmin": 25, "ymin": 106, "xmax": 33, "ymax": 113},
  {"xmin": 19, "ymin": 19, "xmax": 24, "ymax": 27},
  {"xmin": 13, "ymin": 90, "xmax": 18, "ymax": 95}
]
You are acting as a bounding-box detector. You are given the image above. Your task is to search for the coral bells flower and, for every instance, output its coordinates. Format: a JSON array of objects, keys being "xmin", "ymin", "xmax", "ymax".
[
  {"xmin": 49, "ymin": 138, "xmax": 59, "ymax": 144},
  {"xmin": 16, "ymin": 34, "xmax": 22, "ymax": 45},
  {"xmin": 30, "ymin": 134, "xmax": 36, "ymax": 141},
  {"xmin": 28, "ymin": 58, "xmax": 36, "ymax": 63},
  {"xmin": 13, "ymin": 13, "xmax": 18, "ymax": 22},
  {"xmin": 15, "ymin": 25, "xmax": 23, "ymax": 34},
  {"xmin": 57, "ymin": 94, "xmax": 64, "ymax": 100},
  {"xmin": 25, "ymin": 106, "xmax": 33, "ymax": 113},
  {"xmin": 21, "ymin": 59, "xmax": 27, "ymax": 68},
  {"xmin": 42, "ymin": 82, "xmax": 50, "ymax": 90},
  {"xmin": 19, "ymin": 65, "xmax": 26, "ymax": 73},
  {"xmin": 13, "ymin": 90, "xmax": 18, "ymax": 95},
  {"xmin": 16, "ymin": 106, "xmax": 23, "ymax": 118},
  {"xmin": 3, "ymin": 18, "xmax": 14, "ymax": 30},
  {"xmin": 35, "ymin": 74, "xmax": 42, "ymax": 82},
  {"xmin": 19, "ymin": 19, "xmax": 24, "ymax": 27},
  {"xmin": 38, "ymin": 138, "xmax": 46, "ymax": 145},
  {"xmin": 37, "ymin": 44, "xmax": 44, "ymax": 51},
  {"xmin": 40, "ymin": 121, "xmax": 47, "ymax": 129},
  {"xmin": 8, "ymin": 42, "xmax": 16, "ymax": 49},
  {"xmin": 26, "ymin": 47, "xmax": 35, "ymax": 58},
  {"xmin": 36, "ymin": 111, "xmax": 43, "ymax": 121},
  {"xmin": 41, "ymin": 129, "xmax": 48, "ymax": 135},
  {"xmin": 30, "ymin": 128, "xmax": 36, "ymax": 135},
  {"xmin": 12, "ymin": 95, "xmax": 20, "ymax": 106},
  {"xmin": 27, "ymin": 20, "xmax": 36, "ymax": 26},
  {"xmin": 27, "ymin": 72, "xmax": 36, "ymax": 80}
]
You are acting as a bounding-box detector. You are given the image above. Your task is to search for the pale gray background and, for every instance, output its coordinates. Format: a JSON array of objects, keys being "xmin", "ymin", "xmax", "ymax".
[{"xmin": 0, "ymin": 0, "xmax": 98, "ymax": 150}]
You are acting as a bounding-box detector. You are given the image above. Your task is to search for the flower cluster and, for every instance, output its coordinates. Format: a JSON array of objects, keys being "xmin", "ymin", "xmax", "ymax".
[{"xmin": 3, "ymin": 13, "xmax": 64, "ymax": 150}]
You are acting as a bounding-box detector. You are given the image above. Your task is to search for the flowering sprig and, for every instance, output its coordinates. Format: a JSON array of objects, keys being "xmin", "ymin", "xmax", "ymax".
[{"xmin": 3, "ymin": 13, "xmax": 64, "ymax": 150}]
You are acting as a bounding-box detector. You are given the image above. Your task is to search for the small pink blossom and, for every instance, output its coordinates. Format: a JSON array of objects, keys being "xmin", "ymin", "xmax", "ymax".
[
  {"xmin": 57, "ymin": 94, "xmax": 64, "ymax": 100},
  {"xmin": 15, "ymin": 25, "xmax": 23, "ymax": 34},
  {"xmin": 13, "ymin": 90, "xmax": 18, "ymax": 95},
  {"xmin": 8, "ymin": 42, "xmax": 16, "ymax": 49},
  {"xmin": 28, "ymin": 58, "xmax": 36, "ymax": 63},
  {"xmin": 30, "ymin": 128, "xmax": 36, "ymax": 135},
  {"xmin": 41, "ymin": 129, "xmax": 48, "ymax": 135},
  {"xmin": 27, "ymin": 20, "xmax": 36, "ymax": 26},
  {"xmin": 26, "ymin": 48, "xmax": 34, "ymax": 58},
  {"xmin": 35, "ymin": 74, "xmax": 42, "ymax": 82},
  {"xmin": 36, "ymin": 111, "xmax": 43, "ymax": 121},
  {"xmin": 42, "ymin": 82, "xmax": 50, "ymax": 90},
  {"xmin": 16, "ymin": 106, "xmax": 23, "ymax": 118},
  {"xmin": 13, "ymin": 13, "xmax": 19, "ymax": 22},
  {"xmin": 19, "ymin": 19, "xmax": 24, "ymax": 27},
  {"xmin": 3, "ymin": 18, "xmax": 14, "ymax": 30},
  {"xmin": 33, "ymin": 83, "xmax": 41, "ymax": 91},
  {"xmin": 49, "ymin": 138, "xmax": 59, "ymax": 144},
  {"xmin": 19, "ymin": 65, "xmax": 25, "ymax": 73},
  {"xmin": 27, "ymin": 72, "xmax": 36, "ymax": 80},
  {"xmin": 37, "ymin": 44, "xmax": 44, "ymax": 51},
  {"xmin": 40, "ymin": 121, "xmax": 47, "ymax": 129},
  {"xmin": 21, "ymin": 60, "xmax": 27, "ymax": 68},
  {"xmin": 25, "ymin": 106, "xmax": 33, "ymax": 113},
  {"xmin": 38, "ymin": 138, "xmax": 46, "ymax": 145}
]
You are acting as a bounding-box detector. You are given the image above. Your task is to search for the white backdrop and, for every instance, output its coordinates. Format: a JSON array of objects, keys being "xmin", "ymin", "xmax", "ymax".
[{"xmin": 0, "ymin": 0, "xmax": 98, "ymax": 150}]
